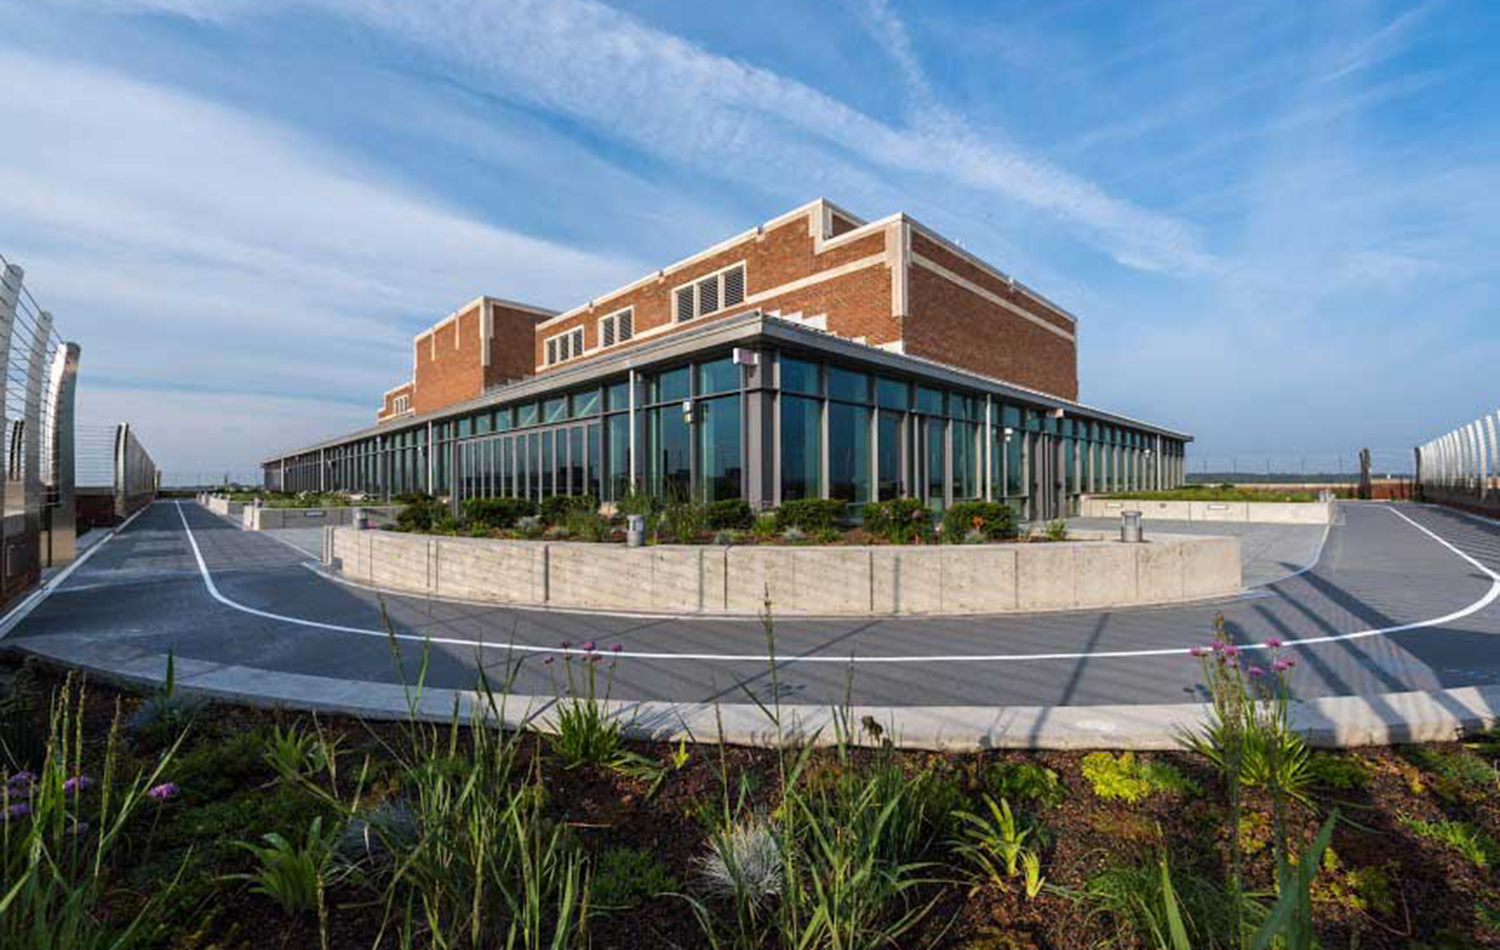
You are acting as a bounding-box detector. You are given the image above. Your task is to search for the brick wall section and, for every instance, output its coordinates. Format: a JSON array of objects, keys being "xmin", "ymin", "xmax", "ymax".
[
  {"xmin": 530, "ymin": 210, "xmax": 892, "ymax": 371},
  {"xmin": 909, "ymin": 233, "xmax": 1076, "ymax": 333},
  {"xmin": 758, "ymin": 267, "xmax": 897, "ymax": 346},
  {"xmin": 904, "ymin": 265, "xmax": 1079, "ymax": 400},
  {"xmin": 376, "ymin": 382, "xmax": 414, "ymax": 423},
  {"xmin": 485, "ymin": 302, "xmax": 552, "ymax": 389},
  {"xmin": 413, "ymin": 304, "xmax": 485, "ymax": 415}
]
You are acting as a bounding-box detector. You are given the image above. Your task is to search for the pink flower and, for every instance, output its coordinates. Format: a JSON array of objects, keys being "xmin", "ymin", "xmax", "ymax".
[
  {"xmin": 581, "ymin": 641, "xmax": 597, "ymax": 653},
  {"xmin": 611, "ymin": 644, "xmax": 624, "ymax": 653},
  {"xmin": 1223, "ymin": 645, "xmax": 1241, "ymax": 658},
  {"xmin": 147, "ymin": 782, "xmax": 179, "ymax": 802},
  {"xmin": 1189, "ymin": 647, "xmax": 1209, "ymax": 658},
  {"xmin": 1264, "ymin": 637, "xmax": 1284, "ymax": 649},
  {"xmin": 1211, "ymin": 640, "xmax": 1226, "ymax": 652},
  {"xmin": 63, "ymin": 776, "xmax": 93, "ymax": 796},
  {"xmin": 1248, "ymin": 667, "xmax": 1265, "ymax": 678},
  {"xmin": 1271, "ymin": 658, "xmax": 1291, "ymax": 672}
]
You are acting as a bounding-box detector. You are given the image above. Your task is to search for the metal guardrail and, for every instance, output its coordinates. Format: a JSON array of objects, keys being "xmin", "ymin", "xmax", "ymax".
[
  {"xmin": 0, "ymin": 252, "xmax": 81, "ymax": 603},
  {"xmin": 1416, "ymin": 412, "xmax": 1499, "ymax": 507}
]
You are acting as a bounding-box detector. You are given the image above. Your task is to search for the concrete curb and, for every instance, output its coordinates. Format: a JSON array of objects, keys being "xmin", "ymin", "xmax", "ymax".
[{"xmin": 7, "ymin": 632, "xmax": 1497, "ymax": 750}]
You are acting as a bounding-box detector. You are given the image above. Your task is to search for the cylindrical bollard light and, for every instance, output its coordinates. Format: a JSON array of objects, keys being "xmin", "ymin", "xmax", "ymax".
[
  {"xmin": 1121, "ymin": 510, "xmax": 1144, "ymax": 543},
  {"xmin": 353, "ymin": 506, "xmax": 369, "ymax": 530},
  {"xmin": 626, "ymin": 514, "xmax": 645, "ymax": 548}
]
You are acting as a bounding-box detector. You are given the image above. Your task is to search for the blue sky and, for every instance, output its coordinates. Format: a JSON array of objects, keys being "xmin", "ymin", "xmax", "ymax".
[{"xmin": 5, "ymin": 0, "xmax": 1497, "ymax": 479}]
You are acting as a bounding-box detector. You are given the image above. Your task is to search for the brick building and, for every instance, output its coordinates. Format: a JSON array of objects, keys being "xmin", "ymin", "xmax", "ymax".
[{"xmin": 267, "ymin": 199, "xmax": 1188, "ymax": 519}]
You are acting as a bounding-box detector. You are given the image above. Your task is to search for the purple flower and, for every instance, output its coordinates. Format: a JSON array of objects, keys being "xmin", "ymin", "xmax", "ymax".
[
  {"xmin": 6, "ymin": 771, "xmax": 35, "ymax": 789},
  {"xmin": 611, "ymin": 644, "xmax": 624, "ymax": 653},
  {"xmin": 1223, "ymin": 644, "xmax": 1241, "ymax": 659},
  {"xmin": 147, "ymin": 782, "xmax": 179, "ymax": 802},
  {"xmin": 1210, "ymin": 640, "xmax": 1226, "ymax": 652},
  {"xmin": 3, "ymin": 803, "xmax": 30, "ymax": 821},
  {"xmin": 1248, "ymin": 667, "xmax": 1265, "ymax": 678},
  {"xmin": 63, "ymin": 776, "xmax": 94, "ymax": 796},
  {"xmin": 581, "ymin": 641, "xmax": 597, "ymax": 653},
  {"xmin": 1264, "ymin": 637, "xmax": 1284, "ymax": 649},
  {"xmin": 1189, "ymin": 646, "xmax": 1209, "ymax": 658}
]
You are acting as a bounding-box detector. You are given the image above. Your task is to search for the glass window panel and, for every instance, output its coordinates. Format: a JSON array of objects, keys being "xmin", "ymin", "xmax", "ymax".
[
  {"xmin": 646, "ymin": 406, "xmax": 691, "ymax": 500},
  {"xmin": 829, "ymin": 403, "xmax": 871, "ymax": 503},
  {"xmin": 495, "ymin": 408, "xmax": 513, "ymax": 432},
  {"xmin": 1005, "ymin": 426, "xmax": 1025, "ymax": 497},
  {"xmin": 606, "ymin": 414, "xmax": 631, "ymax": 502},
  {"xmin": 697, "ymin": 395, "xmax": 742, "ymax": 501},
  {"xmin": 457, "ymin": 417, "xmax": 472, "ymax": 438},
  {"xmin": 517, "ymin": 403, "xmax": 538, "ymax": 428},
  {"xmin": 544, "ymin": 397, "xmax": 568, "ymax": 423},
  {"xmin": 876, "ymin": 377, "xmax": 910, "ymax": 410},
  {"xmin": 915, "ymin": 386, "xmax": 944, "ymax": 416},
  {"xmin": 780, "ymin": 394, "xmax": 822, "ymax": 501},
  {"xmin": 827, "ymin": 367, "xmax": 869, "ymax": 403},
  {"xmin": 527, "ymin": 432, "xmax": 541, "ymax": 498},
  {"xmin": 475, "ymin": 412, "xmax": 492, "ymax": 435},
  {"xmin": 779, "ymin": 356, "xmax": 819, "ymax": 395},
  {"xmin": 569, "ymin": 427, "xmax": 584, "ymax": 496},
  {"xmin": 587, "ymin": 423, "xmax": 602, "ymax": 499},
  {"xmin": 697, "ymin": 357, "xmax": 740, "ymax": 396},
  {"xmin": 605, "ymin": 380, "xmax": 631, "ymax": 412},
  {"xmin": 955, "ymin": 421, "xmax": 979, "ymax": 500},
  {"xmin": 650, "ymin": 366, "xmax": 691, "ymax": 405},
  {"xmin": 925, "ymin": 419, "xmax": 945, "ymax": 510},
  {"xmin": 542, "ymin": 431, "xmax": 554, "ymax": 497},
  {"xmin": 573, "ymin": 388, "xmax": 600, "ymax": 417},
  {"xmin": 878, "ymin": 411, "xmax": 903, "ymax": 501}
]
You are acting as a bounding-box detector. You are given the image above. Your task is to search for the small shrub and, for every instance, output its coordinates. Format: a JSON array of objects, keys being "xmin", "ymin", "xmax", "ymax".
[
  {"xmin": 591, "ymin": 846, "xmax": 677, "ymax": 911},
  {"xmin": 540, "ymin": 493, "xmax": 598, "ymax": 525},
  {"xmin": 1312, "ymin": 849, "xmax": 1394, "ymax": 917},
  {"xmin": 462, "ymin": 496, "xmax": 536, "ymax": 529},
  {"xmin": 549, "ymin": 645, "xmax": 623, "ymax": 768},
  {"xmin": 1044, "ymin": 518, "xmax": 1069, "ymax": 542},
  {"xmin": 862, "ymin": 498, "xmax": 933, "ymax": 544},
  {"xmin": 615, "ymin": 488, "xmax": 661, "ymax": 517},
  {"xmin": 1306, "ymin": 752, "xmax": 1369, "ymax": 791},
  {"xmin": 752, "ymin": 512, "xmax": 778, "ymax": 539},
  {"xmin": 773, "ymin": 498, "xmax": 846, "ymax": 533},
  {"xmin": 943, "ymin": 501, "xmax": 1017, "ymax": 542},
  {"xmin": 988, "ymin": 761, "xmax": 1066, "ymax": 809},
  {"xmin": 1402, "ymin": 746, "xmax": 1496, "ymax": 804},
  {"xmin": 952, "ymin": 795, "xmax": 1032, "ymax": 883},
  {"xmin": 516, "ymin": 514, "xmax": 544, "ymax": 537},
  {"xmin": 781, "ymin": 527, "xmax": 807, "ymax": 544},
  {"xmin": 228, "ymin": 816, "xmax": 340, "ymax": 917},
  {"xmin": 659, "ymin": 501, "xmax": 709, "ymax": 543},
  {"xmin": 335, "ymin": 798, "xmax": 420, "ymax": 870},
  {"xmin": 712, "ymin": 529, "xmax": 737, "ymax": 546},
  {"xmin": 127, "ymin": 653, "xmax": 207, "ymax": 747},
  {"xmin": 394, "ymin": 497, "xmax": 446, "ymax": 532},
  {"xmin": 1402, "ymin": 817, "xmax": 1499, "ymax": 867},
  {"xmin": 706, "ymin": 498, "xmax": 754, "ymax": 530},
  {"xmin": 1080, "ymin": 752, "xmax": 1195, "ymax": 803},
  {"xmin": 562, "ymin": 508, "xmax": 611, "ymax": 542},
  {"xmin": 696, "ymin": 818, "xmax": 783, "ymax": 913}
]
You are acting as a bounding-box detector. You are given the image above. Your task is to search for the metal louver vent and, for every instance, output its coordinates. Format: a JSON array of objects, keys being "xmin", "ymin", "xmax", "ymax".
[
  {"xmin": 618, "ymin": 309, "xmax": 633, "ymax": 340},
  {"xmin": 722, "ymin": 265, "xmax": 745, "ymax": 307},
  {"xmin": 675, "ymin": 285, "xmax": 695, "ymax": 322},
  {"xmin": 696, "ymin": 275, "xmax": 718, "ymax": 315}
]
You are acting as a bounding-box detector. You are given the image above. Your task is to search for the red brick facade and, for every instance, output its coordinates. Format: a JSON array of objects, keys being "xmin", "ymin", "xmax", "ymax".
[{"xmin": 373, "ymin": 199, "xmax": 1081, "ymax": 420}]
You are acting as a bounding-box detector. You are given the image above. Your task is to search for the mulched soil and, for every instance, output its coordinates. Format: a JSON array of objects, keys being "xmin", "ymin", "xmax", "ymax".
[{"xmin": 4, "ymin": 654, "xmax": 1498, "ymax": 949}]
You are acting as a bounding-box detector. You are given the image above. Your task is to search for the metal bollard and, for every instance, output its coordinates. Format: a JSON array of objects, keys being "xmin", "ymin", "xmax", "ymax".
[
  {"xmin": 352, "ymin": 506, "xmax": 369, "ymax": 530},
  {"xmin": 1121, "ymin": 510, "xmax": 1144, "ymax": 543},
  {"xmin": 626, "ymin": 514, "xmax": 645, "ymax": 548}
]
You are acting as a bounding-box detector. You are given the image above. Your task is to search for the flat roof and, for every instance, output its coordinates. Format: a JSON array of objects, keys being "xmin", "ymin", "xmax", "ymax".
[{"xmin": 264, "ymin": 310, "xmax": 1191, "ymax": 463}]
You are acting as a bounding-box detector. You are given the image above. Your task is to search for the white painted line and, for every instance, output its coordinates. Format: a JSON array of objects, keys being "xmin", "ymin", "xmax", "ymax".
[
  {"xmin": 1255, "ymin": 518, "xmax": 1334, "ymax": 587},
  {"xmin": 173, "ymin": 502, "xmax": 1500, "ymax": 666},
  {"xmin": 0, "ymin": 503, "xmax": 152, "ymax": 641}
]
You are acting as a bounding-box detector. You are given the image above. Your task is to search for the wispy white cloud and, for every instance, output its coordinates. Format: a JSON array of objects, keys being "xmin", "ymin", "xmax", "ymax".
[
  {"xmin": 0, "ymin": 47, "xmax": 644, "ymax": 470},
  {"xmin": 76, "ymin": 0, "xmax": 1210, "ymax": 274}
]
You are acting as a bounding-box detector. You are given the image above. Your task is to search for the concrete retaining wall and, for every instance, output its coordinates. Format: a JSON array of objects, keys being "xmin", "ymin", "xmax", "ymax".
[
  {"xmin": 1081, "ymin": 496, "xmax": 1332, "ymax": 525},
  {"xmin": 204, "ymin": 496, "xmax": 246, "ymax": 520},
  {"xmin": 326, "ymin": 528, "xmax": 1241, "ymax": 617},
  {"xmin": 243, "ymin": 505, "xmax": 401, "ymax": 530}
]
